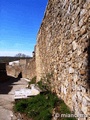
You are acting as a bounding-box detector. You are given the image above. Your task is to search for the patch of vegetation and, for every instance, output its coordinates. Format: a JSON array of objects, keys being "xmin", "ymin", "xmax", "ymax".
[
  {"xmin": 14, "ymin": 92, "xmax": 58, "ymax": 120},
  {"xmin": 37, "ymin": 80, "xmax": 48, "ymax": 91},
  {"xmin": 14, "ymin": 93, "xmax": 76, "ymax": 120},
  {"xmin": 37, "ymin": 73, "xmax": 53, "ymax": 91},
  {"xmin": 14, "ymin": 73, "xmax": 77, "ymax": 120},
  {"xmin": 55, "ymin": 100, "xmax": 76, "ymax": 120},
  {"xmin": 29, "ymin": 76, "xmax": 36, "ymax": 84},
  {"xmin": 59, "ymin": 100, "xmax": 71, "ymax": 114},
  {"xmin": 14, "ymin": 99, "xmax": 28, "ymax": 113}
]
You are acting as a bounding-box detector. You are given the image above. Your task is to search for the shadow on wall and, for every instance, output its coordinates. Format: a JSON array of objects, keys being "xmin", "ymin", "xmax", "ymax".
[
  {"xmin": 0, "ymin": 62, "xmax": 21, "ymax": 94},
  {"xmin": 18, "ymin": 72, "xmax": 22, "ymax": 78},
  {"xmin": 0, "ymin": 75, "xmax": 20, "ymax": 94},
  {"xmin": 87, "ymin": 37, "xmax": 90, "ymax": 88}
]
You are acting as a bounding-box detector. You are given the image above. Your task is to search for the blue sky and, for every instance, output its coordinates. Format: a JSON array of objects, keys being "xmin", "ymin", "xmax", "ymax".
[{"xmin": 0, "ymin": 0, "xmax": 48, "ymax": 56}]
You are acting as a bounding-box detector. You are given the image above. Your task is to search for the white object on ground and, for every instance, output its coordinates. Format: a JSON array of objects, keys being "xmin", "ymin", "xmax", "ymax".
[{"xmin": 14, "ymin": 84, "xmax": 40, "ymax": 100}]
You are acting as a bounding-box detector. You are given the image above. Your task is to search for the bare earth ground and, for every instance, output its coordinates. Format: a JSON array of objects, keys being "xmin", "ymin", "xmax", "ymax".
[{"xmin": 0, "ymin": 77, "xmax": 29, "ymax": 120}]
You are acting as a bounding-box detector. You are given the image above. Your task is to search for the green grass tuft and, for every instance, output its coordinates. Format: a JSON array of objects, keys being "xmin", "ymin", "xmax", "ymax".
[{"xmin": 28, "ymin": 76, "xmax": 36, "ymax": 87}]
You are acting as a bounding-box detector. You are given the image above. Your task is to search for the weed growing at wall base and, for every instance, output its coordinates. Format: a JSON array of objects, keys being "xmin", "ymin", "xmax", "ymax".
[
  {"xmin": 14, "ymin": 92, "xmax": 58, "ymax": 120},
  {"xmin": 28, "ymin": 76, "xmax": 36, "ymax": 87},
  {"xmin": 14, "ymin": 93, "xmax": 77, "ymax": 120},
  {"xmin": 14, "ymin": 74, "xmax": 76, "ymax": 120}
]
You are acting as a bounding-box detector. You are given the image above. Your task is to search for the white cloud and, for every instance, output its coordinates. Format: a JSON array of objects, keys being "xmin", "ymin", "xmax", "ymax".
[{"xmin": 0, "ymin": 50, "xmax": 32, "ymax": 57}]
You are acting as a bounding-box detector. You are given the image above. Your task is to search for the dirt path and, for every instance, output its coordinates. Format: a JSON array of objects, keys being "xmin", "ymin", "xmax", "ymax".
[{"xmin": 0, "ymin": 77, "xmax": 28, "ymax": 120}]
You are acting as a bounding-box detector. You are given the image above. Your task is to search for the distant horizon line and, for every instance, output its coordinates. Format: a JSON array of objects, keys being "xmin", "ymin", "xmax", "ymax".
[{"xmin": 0, "ymin": 56, "xmax": 32, "ymax": 58}]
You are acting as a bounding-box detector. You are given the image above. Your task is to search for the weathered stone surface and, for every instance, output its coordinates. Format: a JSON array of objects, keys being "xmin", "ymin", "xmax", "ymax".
[
  {"xmin": 73, "ymin": 74, "xmax": 78, "ymax": 82},
  {"xmin": 82, "ymin": 97, "xmax": 88, "ymax": 106},
  {"xmin": 35, "ymin": 0, "xmax": 90, "ymax": 119},
  {"xmin": 80, "ymin": 9, "xmax": 88, "ymax": 18},
  {"xmin": 80, "ymin": 69, "xmax": 86, "ymax": 75},
  {"xmin": 79, "ymin": 17, "xmax": 85, "ymax": 27},
  {"xmin": 81, "ymin": 104, "xmax": 88, "ymax": 115},
  {"xmin": 69, "ymin": 67, "xmax": 74, "ymax": 74},
  {"xmin": 72, "ymin": 23, "xmax": 80, "ymax": 32},
  {"xmin": 77, "ymin": 92, "xmax": 83, "ymax": 101},
  {"xmin": 80, "ymin": 25, "xmax": 87, "ymax": 35},
  {"xmin": 72, "ymin": 41, "xmax": 78, "ymax": 50}
]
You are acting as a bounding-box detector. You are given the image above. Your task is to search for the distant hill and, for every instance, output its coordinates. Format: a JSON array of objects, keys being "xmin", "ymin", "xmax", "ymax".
[{"xmin": 0, "ymin": 56, "xmax": 31, "ymax": 63}]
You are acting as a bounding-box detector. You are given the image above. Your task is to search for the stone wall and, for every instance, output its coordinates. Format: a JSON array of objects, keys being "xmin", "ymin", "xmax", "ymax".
[
  {"xmin": 6, "ymin": 58, "xmax": 36, "ymax": 80},
  {"xmin": 6, "ymin": 60, "xmax": 21, "ymax": 78},
  {"xmin": 36, "ymin": 0, "xmax": 90, "ymax": 119},
  {"xmin": 21, "ymin": 58, "xmax": 36, "ymax": 79}
]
